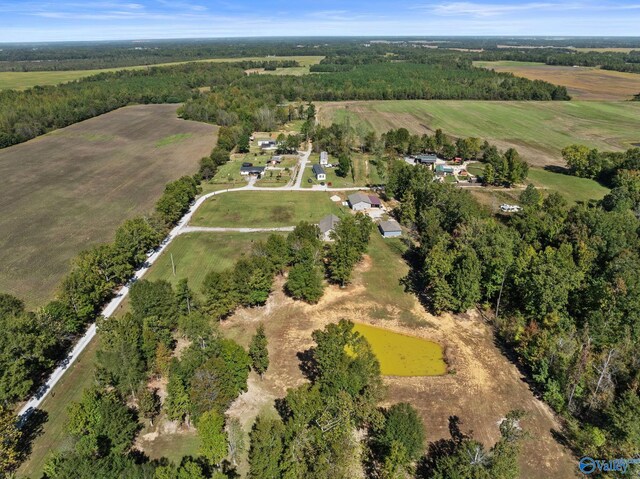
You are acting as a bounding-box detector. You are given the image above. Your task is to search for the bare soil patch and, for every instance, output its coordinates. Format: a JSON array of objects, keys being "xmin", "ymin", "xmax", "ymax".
[{"xmin": 0, "ymin": 104, "xmax": 218, "ymax": 306}]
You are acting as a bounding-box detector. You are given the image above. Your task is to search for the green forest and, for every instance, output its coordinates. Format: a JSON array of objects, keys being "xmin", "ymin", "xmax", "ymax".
[
  {"xmin": 386, "ymin": 157, "xmax": 640, "ymax": 463},
  {"xmin": 0, "ymin": 51, "xmax": 569, "ymax": 148}
]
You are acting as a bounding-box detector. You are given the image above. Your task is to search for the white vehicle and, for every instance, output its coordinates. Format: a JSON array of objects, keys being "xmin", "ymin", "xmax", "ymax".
[{"xmin": 500, "ymin": 204, "xmax": 522, "ymax": 213}]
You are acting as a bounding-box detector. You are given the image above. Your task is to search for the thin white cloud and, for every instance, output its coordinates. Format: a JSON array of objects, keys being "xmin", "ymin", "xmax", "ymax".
[{"xmin": 429, "ymin": 2, "xmax": 579, "ymax": 17}]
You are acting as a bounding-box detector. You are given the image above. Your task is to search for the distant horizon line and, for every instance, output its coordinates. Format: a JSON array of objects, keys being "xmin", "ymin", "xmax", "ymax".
[{"xmin": 2, "ymin": 34, "xmax": 640, "ymax": 46}]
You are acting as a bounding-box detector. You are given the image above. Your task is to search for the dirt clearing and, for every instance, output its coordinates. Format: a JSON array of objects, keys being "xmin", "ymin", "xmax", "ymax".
[
  {"xmin": 0, "ymin": 104, "xmax": 218, "ymax": 307},
  {"xmin": 220, "ymin": 239, "xmax": 577, "ymax": 479}
]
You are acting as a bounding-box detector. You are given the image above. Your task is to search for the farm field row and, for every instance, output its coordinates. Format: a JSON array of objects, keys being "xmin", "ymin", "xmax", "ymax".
[
  {"xmin": 474, "ymin": 60, "xmax": 640, "ymax": 101},
  {"xmin": 0, "ymin": 55, "xmax": 324, "ymax": 90},
  {"xmin": 318, "ymin": 99, "xmax": 640, "ymax": 167},
  {"xmin": 0, "ymin": 104, "xmax": 218, "ymax": 307}
]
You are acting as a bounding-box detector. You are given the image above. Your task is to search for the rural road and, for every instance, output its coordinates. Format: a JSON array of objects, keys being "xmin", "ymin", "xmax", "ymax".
[
  {"xmin": 179, "ymin": 226, "xmax": 296, "ymax": 234},
  {"xmin": 17, "ymin": 149, "xmax": 366, "ymax": 419}
]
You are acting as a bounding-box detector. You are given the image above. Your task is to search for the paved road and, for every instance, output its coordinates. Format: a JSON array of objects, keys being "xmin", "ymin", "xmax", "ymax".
[
  {"xmin": 179, "ymin": 226, "xmax": 295, "ymax": 234},
  {"xmin": 17, "ymin": 148, "xmax": 367, "ymax": 419}
]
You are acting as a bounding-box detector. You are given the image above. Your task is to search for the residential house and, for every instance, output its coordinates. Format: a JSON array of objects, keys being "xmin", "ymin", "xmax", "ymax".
[
  {"xmin": 435, "ymin": 164, "xmax": 455, "ymax": 176},
  {"xmin": 347, "ymin": 192, "xmax": 381, "ymax": 211},
  {"xmin": 320, "ymin": 151, "xmax": 329, "ymax": 165},
  {"xmin": 318, "ymin": 214, "xmax": 340, "ymax": 241},
  {"xmin": 378, "ymin": 219, "xmax": 402, "ymax": 238},
  {"xmin": 313, "ymin": 164, "xmax": 326, "ymax": 181},
  {"xmin": 258, "ymin": 140, "xmax": 277, "ymax": 150},
  {"xmin": 271, "ymin": 155, "xmax": 283, "ymax": 164},
  {"xmin": 240, "ymin": 166, "xmax": 265, "ymax": 176}
]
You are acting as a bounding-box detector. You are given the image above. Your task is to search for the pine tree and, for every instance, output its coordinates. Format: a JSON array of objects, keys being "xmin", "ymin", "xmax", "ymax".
[
  {"xmin": 249, "ymin": 324, "xmax": 269, "ymax": 377},
  {"xmin": 198, "ymin": 410, "xmax": 227, "ymax": 466},
  {"xmin": 248, "ymin": 415, "xmax": 285, "ymax": 479}
]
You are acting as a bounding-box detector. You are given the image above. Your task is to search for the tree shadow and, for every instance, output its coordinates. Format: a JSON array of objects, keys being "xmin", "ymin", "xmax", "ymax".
[
  {"xmin": 296, "ymin": 347, "xmax": 318, "ymax": 382},
  {"xmin": 416, "ymin": 416, "xmax": 470, "ymax": 478},
  {"xmin": 17, "ymin": 408, "xmax": 49, "ymax": 462},
  {"xmin": 543, "ymin": 165, "xmax": 571, "ymax": 175}
]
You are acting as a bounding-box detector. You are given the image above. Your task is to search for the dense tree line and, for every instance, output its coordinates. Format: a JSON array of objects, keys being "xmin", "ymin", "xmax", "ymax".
[
  {"xmin": 472, "ymin": 48, "xmax": 640, "ymax": 74},
  {"xmin": 388, "ymin": 159, "xmax": 640, "ymax": 460},
  {"xmin": 3, "ymin": 37, "xmax": 638, "ymax": 71},
  {"xmin": 562, "ymin": 146, "xmax": 640, "ymax": 212},
  {"xmin": 0, "ymin": 60, "xmax": 294, "ymax": 148}
]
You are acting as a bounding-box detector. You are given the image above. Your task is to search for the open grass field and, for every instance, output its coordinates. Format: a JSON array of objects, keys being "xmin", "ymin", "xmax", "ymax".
[
  {"xmin": 352, "ymin": 323, "xmax": 446, "ymax": 376},
  {"xmin": 469, "ymin": 164, "xmax": 610, "ymax": 204},
  {"xmin": 474, "ymin": 61, "xmax": 640, "ymax": 100},
  {"xmin": 318, "ymin": 100, "xmax": 640, "ymax": 167},
  {"xmin": 191, "ymin": 191, "xmax": 343, "ymax": 228},
  {"xmin": 145, "ymin": 231, "xmax": 279, "ymax": 294},
  {"xmin": 0, "ymin": 55, "xmax": 324, "ymax": 90},
  {"xmin": 0, "ymin": 104, "xmax": 218, "ymax": 307},
  {"xmin": 527, "ymin": 167, "xmax": 609, "ymax": 203}
]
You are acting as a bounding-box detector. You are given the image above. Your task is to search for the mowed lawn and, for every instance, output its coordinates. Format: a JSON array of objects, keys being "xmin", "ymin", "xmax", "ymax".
[
  {"xmin": 0, "ymin": 56, "xmax": 324, "ymax": 90},
  {"xmin": 144, "ymin": 232, "xmax": 280, "ymax": 294},
  {"xmin": 318, "ymin": 100, "xmax": 640, "ymax": 167},
  {"xmin": 191, "ymin": 191, "xmax": 343, "ymax": 228},
  {"xmin": 527, "ymin": 168, "xmax": 609, "ymax": 203},
  {"xmin": 0, "ymin": 104, "xmax": 218, "ymax": 307},
  {"xmin": 353, "ymin": 323, "xmax": 446, "ymax": 376}
]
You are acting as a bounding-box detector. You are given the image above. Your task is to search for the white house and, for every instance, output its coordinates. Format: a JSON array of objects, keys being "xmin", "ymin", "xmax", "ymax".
[
  {"xmin": 258, "ymin": 140, "xmax": 277, "ymax": 150},
  {"xmin": 240, "ymin": 166, "xmax": 265, "ymax": 176},
  {"xmin": 320, "ymin": 151, "xmax": 329, "ymax": 165},
  {"xmin": 313, "ymin": 164, "xmax": 326, "ymax": 181}
]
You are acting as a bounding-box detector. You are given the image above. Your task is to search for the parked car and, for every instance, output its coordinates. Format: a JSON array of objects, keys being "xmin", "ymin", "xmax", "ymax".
[{"xmin": 242, "ymin": 162, "xmax": 253, "ymax": 167}]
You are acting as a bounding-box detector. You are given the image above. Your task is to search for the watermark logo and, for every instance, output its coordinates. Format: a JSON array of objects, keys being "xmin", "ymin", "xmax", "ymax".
[{"xmin": 579, "ymin": 456, "xmax": 640, "ymax": 475}]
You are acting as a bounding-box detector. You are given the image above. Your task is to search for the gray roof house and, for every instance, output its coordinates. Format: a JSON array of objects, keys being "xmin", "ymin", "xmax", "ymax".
[
  {"xmin": 312, "ymin": 164, "xmax": 326, "ymax": 180},
  {"xmin": 348, "ymin": 192, "xmax": 381, "ymax": 211},
  {"xmin": 240, "ymin": 166, "xmax": 265, "ymax": 176},
  {"xmin": 378, "ymin": 219, "xmax": 402, "ymax": 238},
  {"xmin": 318, "ymin": 214, "xmax": 340, "ymax": 241}
]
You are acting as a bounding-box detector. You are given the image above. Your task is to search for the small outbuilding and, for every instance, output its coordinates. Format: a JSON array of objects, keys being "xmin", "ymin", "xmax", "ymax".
[
  {"xmin": 320, "ymin": 151, "xmax": 329, "ymax": 165},
  {"xmin": 378, "ymin": 220, "xmax": 402, "ymax": 238},
  {"xmin": 318, "ymin": 214, "xmax": 340, "ymax": 241},
  {"xmin": 313, "ymin": 164, "xmax": 326, "ymax": 181}
]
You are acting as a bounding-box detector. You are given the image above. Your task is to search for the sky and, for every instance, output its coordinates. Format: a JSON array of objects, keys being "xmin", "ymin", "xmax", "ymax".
[{"xmin": 0, "ymin": 1, "xmax": 639, "ymax": 43}]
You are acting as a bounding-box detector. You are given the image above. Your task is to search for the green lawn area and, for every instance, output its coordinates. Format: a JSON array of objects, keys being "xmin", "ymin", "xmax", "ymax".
[
  {"xmin": 0, "ymin": 56, "xmax": 324, "ymax": 90},
  {"xmin": 319, "ymin": 100, "xmax": 640, "ymax": 166},
  {"xmin": 527, "ymin": 167, "xmax": 609, "ymax": 203},
  {"xmin": 359, "ymin": 234, "xmax": 428, "ymax": 326},
  {"xmin": 17, "ymin": 339, "xmax": 100, "ymax": 479},
  {"xmin": 191, "ymin": 191, "xmax": 343, "ymax": 228},
  {"xmin": 303, "ymin": 153, "xmax": 383, "ymax": 188},
  {"xmin": 155, "ymin": 133, "xmax": 193, "ymax": 147},
  {"xmin": 145, "ymin": 232, "xmax": 278, "ymax": 294},
  {"xmin": 352, "ymin": 323, "xmax": 446, "ymax": 376}
]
